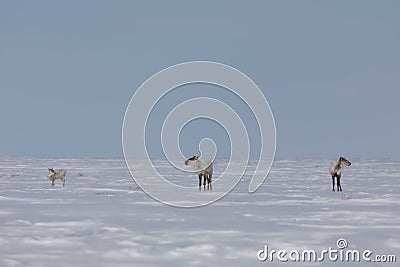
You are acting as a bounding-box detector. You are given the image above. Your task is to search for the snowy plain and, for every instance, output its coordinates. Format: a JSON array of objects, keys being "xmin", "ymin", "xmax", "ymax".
[{"xmin": 0, "ymin": 157, "xmax": 399, "ymax": 267}]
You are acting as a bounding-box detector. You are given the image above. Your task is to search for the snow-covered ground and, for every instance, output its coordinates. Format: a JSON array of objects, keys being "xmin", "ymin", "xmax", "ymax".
[{"xmin": 0, "ymin": 157, "xmax": 398, "ymax": 266}]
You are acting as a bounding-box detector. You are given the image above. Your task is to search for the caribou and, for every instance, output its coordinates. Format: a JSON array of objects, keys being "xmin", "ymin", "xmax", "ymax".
[
  {"xmin": 329, "ymin": 156, "xmax": 351, "ymax": 191},
  {"xmin": 185, "ymin": 156, "xmax": 213, "ymax": 191},
  {"xmin": 48, "ymin": 168, "xmax": 67, "ymax": 187}
]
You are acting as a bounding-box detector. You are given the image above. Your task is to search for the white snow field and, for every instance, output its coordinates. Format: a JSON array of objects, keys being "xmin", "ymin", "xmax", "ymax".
[{"xmin": 0, "ymin": 157, "xmax": 399, "ymax": 267}]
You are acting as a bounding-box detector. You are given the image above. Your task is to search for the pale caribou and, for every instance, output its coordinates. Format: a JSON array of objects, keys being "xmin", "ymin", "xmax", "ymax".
[
  {"xmin": 329, "ymin": 156, "xmax": 351, "ymax": 191},
  {"xmin": 185, "ymin": 156, "xmax": 213, "ymax": 191}
]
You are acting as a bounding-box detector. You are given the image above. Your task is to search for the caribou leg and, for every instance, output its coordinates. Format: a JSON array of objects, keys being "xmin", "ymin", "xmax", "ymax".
[{"xmin": 198, "ymin": 174, "xmax": 202, "ymax": 191}]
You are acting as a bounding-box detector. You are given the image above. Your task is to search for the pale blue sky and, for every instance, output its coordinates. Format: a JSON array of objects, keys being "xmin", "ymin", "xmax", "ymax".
[{"xmin": 1, "ymin": 1, "xmax": 399, "ymax": 159}]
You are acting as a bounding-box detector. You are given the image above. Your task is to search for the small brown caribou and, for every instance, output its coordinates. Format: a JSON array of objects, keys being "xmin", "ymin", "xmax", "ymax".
[
  {"xmin": 329, "ymin": 156, "xmax": 351, "ymax": 191},
  {"xmin": 48, "ymin": 168, "xmax": 67, "ymax": 187},
  {"xmin": 185, "ymin": 156, "xmax": 213, "ymax": 191}
]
